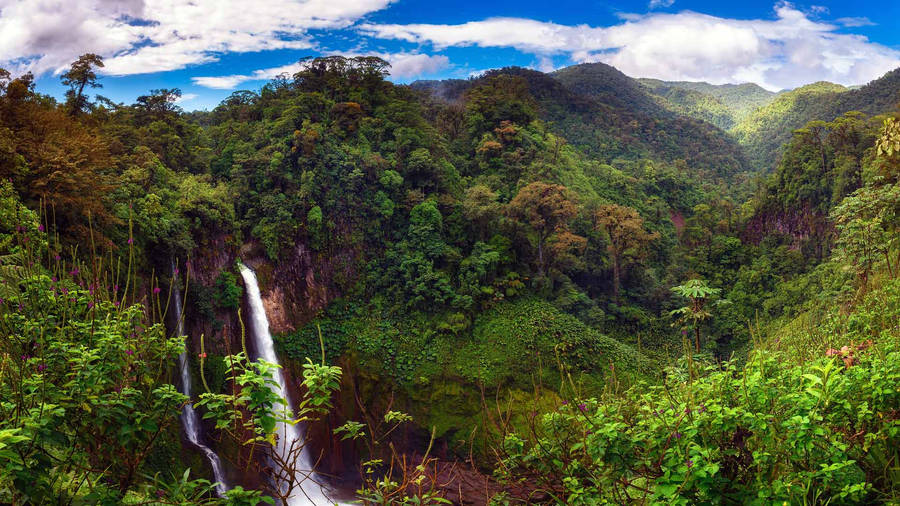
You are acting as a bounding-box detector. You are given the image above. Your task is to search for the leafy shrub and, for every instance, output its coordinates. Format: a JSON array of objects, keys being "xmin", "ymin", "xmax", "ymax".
[
  {"xmin": 214, "ymin": 271, "xmax": 243, "ymax": 310},
  {"xmin": 495, "ymin": 310, "xmax": 900, "ymax": 504}
]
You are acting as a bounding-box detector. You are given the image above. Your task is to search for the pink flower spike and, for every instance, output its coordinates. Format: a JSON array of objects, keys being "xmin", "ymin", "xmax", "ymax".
[{"xmin": 127, "ymin": 237, "xmax": 133, "ymax": 245}]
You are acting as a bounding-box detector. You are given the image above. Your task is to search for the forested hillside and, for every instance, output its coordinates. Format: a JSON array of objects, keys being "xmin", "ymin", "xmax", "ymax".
[
  {"xmin": 638, "ymin": 79, "xmax": 776, "ymax": 130},
  {"xmin": 2, "ymin": 54, "xmax": 900, "ymax": 505},
  {"xmin": 416, "ymin": 64, "xmax": 750, "ymax": 183},
  {"xmin": 735, "ymin": 69, "xmax": 900, "ymax": 170}
]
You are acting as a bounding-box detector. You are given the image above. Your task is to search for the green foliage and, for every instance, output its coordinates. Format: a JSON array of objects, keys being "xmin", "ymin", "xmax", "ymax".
[
  {"xmin": 456, "ymin": 299, "xmax": 652, "ymax": 387},
  {"xmin": 214, "ymin": 271, "xmax": 243, "ymax": 310},
  {"xmin": 496, "ymin": 333, "xmax": 900, "ymax": 504},
  {"xmin": 734, "ymin": 68, "xmax": 900, "ymax": 170},
  {"xmin": 0, "ymin": 231, "xmax": 202, "ymax": 503},
  {"xmin": 638, "ymin": 78, "xmax": 776, "ymax": 130}
]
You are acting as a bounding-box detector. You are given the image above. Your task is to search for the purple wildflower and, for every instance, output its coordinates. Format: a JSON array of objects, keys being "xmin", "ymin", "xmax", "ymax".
[
  {"xmin": 578, "ymin": 403, "xmax": 587, "ymax": 412},
  {"xmin": 114, "ymin": 301, "xmax": 120, "ymax": 307},
  {"xmin": 18, "ymin": 303, "xmax": 23, "ymax": 311},
  {"xmin": 125, "ymin": 349, "xmax": 133, "ymax": 356},
  {"xmin": 38, "ymin": 224, "xmax": 44, "ymax": 232},
  {"xmin": 681, "ymin": 329, "xmax": 688, "ymax": 336},
  {"xmin": 674, "ymin": 432, "xmax": 682, "ymax": 440},
  {"xmin": 685, "ymin": 408, "xmax": 691, "ymax": 415},
  {"xmin": 21, "ymin": 354, "xmax": 29, "ymax": 361},
  {"xmin": 54, "ymin": 254, "xmax": 60, "ymax": 261},
  {"xmin": 127, "ymin": 237, "xmax": 133, "ymax": 245},
  {"xmin": 87, "ymin": 302, "xmax": 94, "ymax": 309},
  {"xmin": 686, "ymin": 460, "xmax": 693, "ymax": 468},
  {"xmin": 561, "ymin": 400, "xmax": 568, "ymax": 405},
  {"xmin": 153, "ymin": 287, "xmax": 161, "ymax": 295},
  {"xmin": 37, "ymin": 364, "xmax": 46, "ymax": 372},
  {"xmin": 174, "ymin": 267, "xmax": 179, "ymax": 275},
  {"xmin": 51, "ymin": 277, "xmax": 57, "ymax": 282},
  {"xmin": 698, "ymin": 405, "xmax": 707, "ymax": 413}
]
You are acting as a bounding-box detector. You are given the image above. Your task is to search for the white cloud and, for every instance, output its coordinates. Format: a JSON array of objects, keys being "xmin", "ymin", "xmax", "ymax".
[
  {"xmin": 192, "ymin": 61, "xmax": 307, "ymax": 89},
  {"xmin": 360, "ymin": 2, "xmax": 900, "ymax": 91},
  {"xmin": 0, "ymin": 0, "xmax": 394, "ymax": 76},
  {"xmin": 174, "ymin": 92, "xmax": 198, "ymax": 103},
  {"xmin": 648, "ymin": 0, "xmax": 675, "ymax": 10},
  {"xmin": 387, "ymin": 52, "xmax": 450, "ymax": 79},
  {"xmin": 836, "ymin": 17, "xmax": 876, "ymax": 27},
  {"xmin": 191, "ymin": 52, "xmax": 449, "ymax": 89},
  {"xmin": 534, "ymin": 56, "xmax": 557, "ymax": 73}
]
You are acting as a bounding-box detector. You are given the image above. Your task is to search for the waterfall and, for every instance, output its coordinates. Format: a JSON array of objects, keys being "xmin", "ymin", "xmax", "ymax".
[
  {"xmin": 173, "ymin": 267, "xmax": 229, "ymax": 496},
  {"xmin": 239, "ymin": 264, "xmax": 344, "ymax": 506}
]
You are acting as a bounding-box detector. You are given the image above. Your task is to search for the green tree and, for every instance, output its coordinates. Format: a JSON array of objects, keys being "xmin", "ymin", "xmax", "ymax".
[
  {"xmin": 507, "ymin": 182, "xmax": 582, "ymax": 276},
  {"xmin": 831, "ymin": 183, "xmax": 900, "ymax": 288},
  {"xmin": 61, "ymin": 53, "xmax": 104, "ymax": 116},
  {"xmin": 670, "ymin": 278, "xmax": 723, "ymax": 352},
  {"xmin": 594, "ymin": 204, "xmax": 658, "ymax": 298}
]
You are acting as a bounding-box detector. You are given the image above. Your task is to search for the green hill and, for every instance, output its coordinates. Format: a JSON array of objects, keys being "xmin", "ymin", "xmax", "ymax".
[
  {"xmin": 734, "ymin": 68, "xmax": 900, "ymax": 170},
  {"xmin": 638, "ymin": 79, "xmax": 776, "ymax": 130},
  {"xmin": 415, "ymin": 64, "xmax": 750, "ymax": 182}
]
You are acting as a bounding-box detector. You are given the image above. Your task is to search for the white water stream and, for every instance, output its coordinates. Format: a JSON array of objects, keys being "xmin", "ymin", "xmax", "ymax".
[
  {"xmin": 239, "ymin": 264, "xmax": 345, "ymax": 505},
  {"xmin": 173, "ymin": 268, "xmax": 229, "ymax": 496}
]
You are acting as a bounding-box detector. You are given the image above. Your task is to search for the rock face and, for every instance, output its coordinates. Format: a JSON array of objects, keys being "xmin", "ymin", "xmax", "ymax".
[
  {"xmin": 249, "ymin": 241, "xmax": 359, "ymax": 334},
  {"xmin": 743, "ymin": 206, "xmax": 833, "ymax": 256},
  {"xmin": 183, "ymin": 235, "xmax": 239, "ymax": 355}
]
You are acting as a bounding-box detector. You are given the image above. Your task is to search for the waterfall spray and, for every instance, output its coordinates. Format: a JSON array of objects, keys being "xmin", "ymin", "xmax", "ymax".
[{"xmin": 173, "ymin": 265, "xmax": 229, "ymax": 496}]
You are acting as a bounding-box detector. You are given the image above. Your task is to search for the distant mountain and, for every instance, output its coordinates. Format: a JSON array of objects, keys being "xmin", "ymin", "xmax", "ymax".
[
  {"xmin": 551, "ymin": 63, "xmax": 668, "ymax": 118},
  {"xmin": 416, "ymin": 63, "xmax": 900, "ymax": 178},
  {"xmin": 733, "ymin": 69, "xmax": 900, "ymax": 170},
  {"xmin": 413, "ymin": 63, "xmax": 749, "ymax": 181},
  {"xmin": 638, "ymin": 79, "xmax": 776, "ymax": 130}
]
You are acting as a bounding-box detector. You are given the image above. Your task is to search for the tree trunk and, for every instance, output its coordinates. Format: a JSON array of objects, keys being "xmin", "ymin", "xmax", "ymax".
[
  {"xmin": 537, "ymin": 236, "xmax": 545, "ymax": 276},
  {"xmin": 695, "ymin": 326, "xmax": 701, "ymax": 353},
  {"xmin": 612, "ymin": 253, "xmax": 620, "ymax": 299}
]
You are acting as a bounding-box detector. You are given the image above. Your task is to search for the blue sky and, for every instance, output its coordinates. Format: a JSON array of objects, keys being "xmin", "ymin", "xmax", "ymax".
[{"xmin": 1, "ymin": 0, "xmax": 898, "ymax": 110}]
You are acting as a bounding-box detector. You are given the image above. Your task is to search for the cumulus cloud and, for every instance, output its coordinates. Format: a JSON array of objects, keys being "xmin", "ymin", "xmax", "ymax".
[
  {"xmin": 191, "ymin": 52, "xmax": 449, "ymax": 89},
  {"xmin": 360, "ymin": 3, "xmax": 900, "ymax": 91},
  {"xmin": 0, "ymin": 0, "xmax": 394, "ymax": 76},
  {"xmin": 387, "ymin": 52, "xmax": 450, "ymax": 79}
]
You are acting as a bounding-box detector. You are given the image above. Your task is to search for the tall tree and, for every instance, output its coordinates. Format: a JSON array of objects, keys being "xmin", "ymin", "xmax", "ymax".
[
  {"xmin": 670, "ymin": 278, "xmax": 722, "ymax": 353},
  {"xmin": 594, "ymin": 204, "xmax": 658, "ymax": 298},
  {"xmin": 507, "ymin": 181, "xmax": 582, "ymax": 276},
  {"xmin": 61, "ymin": 53, "xmax": 104, "ymax": 117}
]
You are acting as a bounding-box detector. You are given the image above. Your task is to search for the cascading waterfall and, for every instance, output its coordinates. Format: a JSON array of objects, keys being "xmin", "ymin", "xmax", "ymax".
[
  {"xmin": 239, "ymin": 264, "xmax": 344, "ymax": 506},
  {"xmin": 173, "ymin": 266, "xmax": 229, "ymax": 496}
]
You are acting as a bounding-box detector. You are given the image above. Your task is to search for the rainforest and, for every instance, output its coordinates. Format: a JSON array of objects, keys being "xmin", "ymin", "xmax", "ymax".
[{"xmin": 2, "ymin": 49, "xmax": 900, "ymax": 505}]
